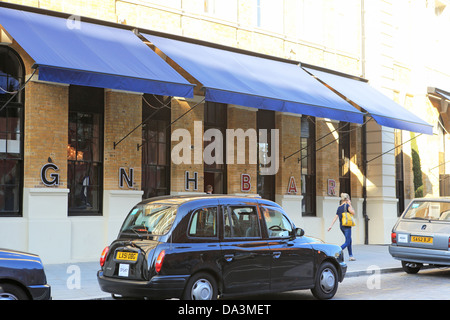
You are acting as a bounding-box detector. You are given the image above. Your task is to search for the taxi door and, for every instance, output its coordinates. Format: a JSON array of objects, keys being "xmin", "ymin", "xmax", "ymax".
[
  {"xmin": 261, "ymin": 205, "xmax": 314, "ymax": 291},
  {"xmin": 219, "ymin": 200, "xmax": 271, "ymax": 296}
]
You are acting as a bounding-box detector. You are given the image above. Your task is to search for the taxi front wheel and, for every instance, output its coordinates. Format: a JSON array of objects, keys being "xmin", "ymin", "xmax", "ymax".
[{"xmin": 311, "ymin": 262, "xmax": 338, "ymax": 300}]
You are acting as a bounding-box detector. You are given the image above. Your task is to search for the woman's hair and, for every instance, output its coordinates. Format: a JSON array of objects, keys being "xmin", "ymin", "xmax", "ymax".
[{"xmin": 340, "ymin": 193, "xmax": 350, "ymax": 202}]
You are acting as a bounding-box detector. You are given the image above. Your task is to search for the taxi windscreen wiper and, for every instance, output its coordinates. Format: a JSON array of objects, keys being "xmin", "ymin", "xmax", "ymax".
[{"xmin": 129, "ymin": 225, "xmax": 152, "ymax": 238}]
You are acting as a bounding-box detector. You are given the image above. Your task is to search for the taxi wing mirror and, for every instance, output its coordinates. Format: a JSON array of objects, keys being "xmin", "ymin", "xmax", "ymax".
[{"xmin": 295, "ymin": 228, "xmax": 305, "ymax": 237}]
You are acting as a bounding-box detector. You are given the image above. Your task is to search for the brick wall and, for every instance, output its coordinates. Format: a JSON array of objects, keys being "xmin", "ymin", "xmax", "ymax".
[
  {"xmin": 316, "ymin": 119, "xmax": 340, "ymax": 197},
  {"xmin": 23, "ymin": 81, "xmax": 68, "ymax": 188},
  {"xmin": 170, "ymin": 97, "xmax": 205, "ymax": 193},
  {"xmin": 104, "ymin": 90, "xmax": 142, "ymax": 191},
  {"xmin": 226, "ymin": 105, "xmax": 257, "ymax": 194},
  {"xmin": 275, "ymin": 113, "xmax": 301, "ymax": 196},
  {"xmin": 22, "ymin": 83, "xmax": 144, "ymax": 192}
]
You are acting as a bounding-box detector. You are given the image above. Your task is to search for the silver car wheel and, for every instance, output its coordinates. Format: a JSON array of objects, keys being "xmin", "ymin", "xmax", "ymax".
[
  {"xmin": 319, "ymin": 267, "xmax": 336, "ymax": 293},
  {"xmin": 0, "ymin": 292, "xmax": 19, "ymax": 300},
  {"xmin": 191, "ymin": 278, "xmax": 213, "ymax": 300}
]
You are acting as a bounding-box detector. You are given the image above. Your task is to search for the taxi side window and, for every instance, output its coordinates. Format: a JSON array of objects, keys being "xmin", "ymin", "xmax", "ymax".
[
  {"xmin": 223, "ymin": 206, "xmax": 261, "ymax": 239},
  {"xmin": 188, "ymin": 207, "xmax": 217, "ymax": 238},
  {"xmin": 262, "ymin": 207, "xmax": 293, "ymax": 238}
]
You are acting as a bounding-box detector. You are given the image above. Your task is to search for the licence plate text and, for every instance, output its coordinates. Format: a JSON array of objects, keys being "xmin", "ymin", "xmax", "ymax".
[
  {"xmin": 116, "ymin": 251, "xmax": 138, "ymax": 261},
  {"xmin": 411, "ymin": 236, "xmax": 433, "ymax": 244}
]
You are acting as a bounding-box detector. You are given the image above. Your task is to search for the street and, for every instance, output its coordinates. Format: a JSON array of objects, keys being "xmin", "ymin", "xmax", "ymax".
[
  {"xmin": 226, "ymin": 267, "xmax": 450, "ymax": 300},
  {"xmin": 45, "ymin": 245, "xmax": 448, "ymax": 300},
  {"xmin": 336, "ymin": 268, "xmax": 450, "ymax": 300}
]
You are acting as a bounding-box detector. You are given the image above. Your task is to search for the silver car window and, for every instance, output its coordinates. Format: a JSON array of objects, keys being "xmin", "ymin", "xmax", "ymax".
[{"xmin": 404, "ymin": 201, "xmax": 450, "ymax": 221}]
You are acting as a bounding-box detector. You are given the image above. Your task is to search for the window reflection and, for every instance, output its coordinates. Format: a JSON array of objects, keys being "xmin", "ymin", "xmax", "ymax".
[
  {"xmin": 0, "ymin": 47, "xmax": 23, "ymax": 217},
  {"xmin": 68, "ymin": 86, "xmax": 103, "ymax": 216},
  {"xmin": 141, "ymin": 94, "xmax": 171, "ymax": 199}
]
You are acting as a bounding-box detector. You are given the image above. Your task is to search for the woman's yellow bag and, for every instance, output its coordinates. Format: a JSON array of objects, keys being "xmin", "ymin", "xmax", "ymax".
[{"xmin": 341, "ymin": 211, "xmax": 355, "ymax": 227}]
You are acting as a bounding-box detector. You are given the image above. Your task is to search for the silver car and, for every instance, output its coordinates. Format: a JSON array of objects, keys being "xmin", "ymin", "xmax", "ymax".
[{"xmin": 389, "ymin": 198, "xmax": 450, "ymax": 274}]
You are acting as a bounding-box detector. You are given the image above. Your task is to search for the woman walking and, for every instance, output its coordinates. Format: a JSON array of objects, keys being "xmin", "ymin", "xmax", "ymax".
[{"xmin": 328, "ymin": 193, "xmax": 356, "ymax": 261}]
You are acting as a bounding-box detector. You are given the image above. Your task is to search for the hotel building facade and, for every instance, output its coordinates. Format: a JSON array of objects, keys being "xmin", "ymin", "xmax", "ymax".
[{"xmin": 0, "ymin": 0, "xmax": 449, "ymax": 263}]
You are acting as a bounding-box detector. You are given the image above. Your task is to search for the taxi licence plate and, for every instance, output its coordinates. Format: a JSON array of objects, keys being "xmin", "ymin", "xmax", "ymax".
[
  {"xmin": 411, "ymin": 236, "xmax": 433, "ymax": 244},
  {"xmin": 116, "ymin": 251, "xmax": 138, "ymax": 261}
]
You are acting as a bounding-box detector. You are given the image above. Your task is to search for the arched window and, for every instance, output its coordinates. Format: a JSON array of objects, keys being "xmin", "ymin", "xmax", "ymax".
[{"xmin": 0, "ymin": 46, "xmax": 24, "ymax": 216}]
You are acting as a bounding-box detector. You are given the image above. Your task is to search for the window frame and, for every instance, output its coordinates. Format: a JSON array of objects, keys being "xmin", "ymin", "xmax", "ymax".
[
  {"xmin": 301, "ymin": 116, "xmax": 316, "ymax": 217},
  {"xmin": 187, "ymin": 206, "xmax": 219, "ymax": 240},
  {"xmin": 260, "ymin": 205, "xmax": 293, "ymax": 239},
  {"xmin": 141, "ymin": 94, "xmax": 171, "ymax": 199},
  {"xmin": 203, "ymin": 0, "xmax": 238, "ymax": 22},
  {"xmin": 257, "ymin": 109, "xmax": 275, "ymax": 201},
  {"xmin": 67, "ymin": 86, "xmax": 104, "ymax": 216},
  {"xmin": 222, "ymin": 205, "xmax": 262, "ymax": 240},
  {"xmin": 256, "ymin": 0, "xmax": 285, "ymax": 34},
  {"xmin": 204, "ymin": 101, "xmax": 227, "ymax": 194}
]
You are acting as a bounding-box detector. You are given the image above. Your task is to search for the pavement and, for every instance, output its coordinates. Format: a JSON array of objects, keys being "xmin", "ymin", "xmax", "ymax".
[{"xmin": 44, "ymin": 244, "xmax": 403, "ymax": 300}]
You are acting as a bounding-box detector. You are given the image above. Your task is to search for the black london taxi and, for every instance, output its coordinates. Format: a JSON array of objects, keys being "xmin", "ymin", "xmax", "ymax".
[{"xmin": 97, "ymin": 195, "xmax": 347, "ymax": 300}]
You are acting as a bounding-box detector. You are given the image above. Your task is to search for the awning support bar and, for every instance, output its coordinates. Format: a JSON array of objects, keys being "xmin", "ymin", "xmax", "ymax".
[
  {"xmin": 365, "ymin": 133, "xmax": 423, "ymax": 164},
  {"xmin": 136, "ymin": 98, "xmax": 205, "ymax": 151},
  {"xmin": 113, "ymin": 96, "xmax": 169, "ymax": 150},
  {"xmin": 283, "ymin": 119, "xmax": 349, "ymax": 162}
]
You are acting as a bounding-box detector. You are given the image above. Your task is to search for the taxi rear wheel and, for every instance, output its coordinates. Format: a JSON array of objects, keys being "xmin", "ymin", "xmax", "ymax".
[
  {"xmin": 0, "ymin": 284, "xmax": 29, "ymax": 300},
  {"xmin": 182, "ymin": 272, "xmax": 218, "ymax": 300}
]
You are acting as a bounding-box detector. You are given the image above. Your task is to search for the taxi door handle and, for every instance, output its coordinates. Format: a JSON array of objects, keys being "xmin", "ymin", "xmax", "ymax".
[
  {"xmin": 273, "ymin": 252, "xmax": 281, "ymax": 259},
  {"xmin": 224, "ymin": 254, "xmax": 234, "ymax": 262},
  {"xmin": 281, "ymin": 240, "xmax": 294, "ymax": 247}
]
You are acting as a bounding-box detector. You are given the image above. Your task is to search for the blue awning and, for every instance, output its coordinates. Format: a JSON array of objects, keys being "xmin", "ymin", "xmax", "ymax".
[
  {"xmin": 142, "ymin": 34, "xmax": 364, "ymax": 124},
  {"xmin": 0, "ymin": 7, "xmax": 194, "ymax": 97},
  {"xmin": 303, "ymin": 67, "xmax": 433, "ymax": 135}
]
